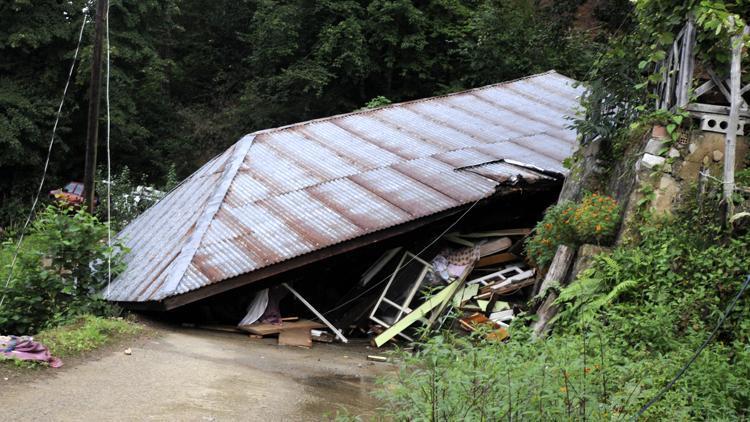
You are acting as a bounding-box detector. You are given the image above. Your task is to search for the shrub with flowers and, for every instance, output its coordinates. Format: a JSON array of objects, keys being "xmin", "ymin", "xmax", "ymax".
[
  {"xmin": 568, "ymin": 193, "xmax": 620, "ymax": 243},
  {"xmin": 526, "ymin": 193, "xmax": 621, "ymax": 268}
]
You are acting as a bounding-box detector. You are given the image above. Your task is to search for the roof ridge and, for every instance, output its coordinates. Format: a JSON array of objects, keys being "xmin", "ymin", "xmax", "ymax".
[
  {"xmin": 250, "ymin": 71, "xmax": 563, "ymax": 137},
  {"xmin": 160, "ymin": 134, "xmax": 255, "ymax": 297}
]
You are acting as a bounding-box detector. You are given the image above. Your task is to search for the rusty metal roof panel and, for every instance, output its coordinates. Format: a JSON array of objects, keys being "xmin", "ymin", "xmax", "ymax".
[
  {"xmin": 298, "ymin": 122, "xmax": 402, "ymax": 169},
  {"xmin": 307, "ymin": 178, "xmax": 410, "ymax": 231},
  {"xmin": 105, "ymin": 71, "xmax": 583, "ymax": 303}
]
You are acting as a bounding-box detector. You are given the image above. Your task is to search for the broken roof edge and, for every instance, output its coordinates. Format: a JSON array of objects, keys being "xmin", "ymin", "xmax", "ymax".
[{"xmin": 249, "ymin": 70, "xmax": 578, "ymax": 138}]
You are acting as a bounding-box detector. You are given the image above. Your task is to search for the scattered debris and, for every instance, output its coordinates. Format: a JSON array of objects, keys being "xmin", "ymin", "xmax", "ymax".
[
  {"xmin": 367, "ymin": 355, "xmax": 389, "ymax": 363},
  {"xmin": 124, "ymin": 348, "xmax": 132, "ymax": 356}
]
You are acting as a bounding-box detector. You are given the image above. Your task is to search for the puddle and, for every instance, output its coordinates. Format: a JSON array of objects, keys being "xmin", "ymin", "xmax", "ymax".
[{"xmin": 297, "ymin": 373, "xmax": 381, "ymax": 418}]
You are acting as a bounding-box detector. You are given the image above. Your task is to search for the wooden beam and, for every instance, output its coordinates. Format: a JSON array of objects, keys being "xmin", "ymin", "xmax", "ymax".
[
  {"xmin": 693, "ymin": 80, "xmax": 715, "ymax": 98},
  {"xmin": 707, "ymin": 67, "xmax": 733, "ymax": 103},
  {"xmin": 282, "ymin": 282, "xmax": 348, "ymax": 343},
  {"xmin": 686, "ymin": 103, "xmax": 750, "ymax": 118}
]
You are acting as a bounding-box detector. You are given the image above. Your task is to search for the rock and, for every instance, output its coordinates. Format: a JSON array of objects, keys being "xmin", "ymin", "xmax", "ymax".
[
  {"xmin": 668, "ymin": 148, "xmax": 681, "ymax": 159},
  {"xmin": 713, "ymin": 150, "xmax": 724, "ymax": 162},
  {"xmin": 652, "ymin": 174, "xmax": 680, "ymax": 214},
  {"xmin": 703, "ymin": 155, "xmax": 710, "ymax": 166},
  {"xmin": 689, "ymin": 143, "xmax": 697, "ymax": 154},
  {"xmin": 663, "ymin": 163, "xmax": 672, "ymax": 173},
  {"xmin": 124, "ymin": 348, "xmax": 132, "ymax": 356},
  {"xmin": 640, "ymin": 153, "xmax": 666, "ymax": 169},
  {"xmin": 570, "ymin": 244, "xmax": 611, "ymax": 280},
  {"xmin": 644, "ymin": 138, "xmax": 667, "ymax": 155}
]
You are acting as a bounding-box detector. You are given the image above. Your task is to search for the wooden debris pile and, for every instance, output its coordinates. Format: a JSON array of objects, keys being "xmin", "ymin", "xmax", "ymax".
[
  {"xmin": 366, "ymin": 228, "xmax": 538, "ymax": 348},
  {"xmin": 230, "ymin": 227, "xmax": 538, "ymax": 350}
]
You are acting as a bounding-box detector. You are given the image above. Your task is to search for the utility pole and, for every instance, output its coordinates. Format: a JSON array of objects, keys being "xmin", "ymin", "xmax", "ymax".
[{"xmin": 83, "ymin": 0, "xmax": 108, "ymax": 214}]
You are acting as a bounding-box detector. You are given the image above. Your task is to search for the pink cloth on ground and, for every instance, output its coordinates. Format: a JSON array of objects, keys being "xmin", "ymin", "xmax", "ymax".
[{"xmin": 3, "ymin": 339, "xmax": 63, "ymax": 368}]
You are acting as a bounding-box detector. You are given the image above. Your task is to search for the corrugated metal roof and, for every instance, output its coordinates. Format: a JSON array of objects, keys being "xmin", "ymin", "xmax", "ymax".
[{"xmin": 105, "ymin": 71, "xmax": 583, "ymax": 303}]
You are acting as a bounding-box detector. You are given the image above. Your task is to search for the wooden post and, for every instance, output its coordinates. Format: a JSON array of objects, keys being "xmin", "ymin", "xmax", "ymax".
[
  {"xmin": 532, "ymin": 245, "xmax": 575, "ymax": 338},
  {"xmin": 676, "ymin": 17, "xmax": 696, "ymax": 108},
  {"xmin": 83, "ymin": 0, "xmax": 108, "ymax": 214},
  {"xmin": 724, "ymin": 21, "xmax": 749, "ymax": 223}
]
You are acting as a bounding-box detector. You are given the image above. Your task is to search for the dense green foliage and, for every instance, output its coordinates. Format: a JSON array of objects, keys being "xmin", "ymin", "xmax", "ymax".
[
  {"xmin": 0, "ymin": 206, "xmax": 126, "ymax": 334},
  {"xmin": 379, "ymin": 199, "xmax": 750, "ymax": 420},
  {"xmin": 1, "ymin": 0, "xmax": 627, "ymax": 228}
]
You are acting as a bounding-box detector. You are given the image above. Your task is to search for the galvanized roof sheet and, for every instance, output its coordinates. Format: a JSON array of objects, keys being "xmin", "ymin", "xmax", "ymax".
[{"xmin": 105, "ymin": 71, "xmax": 583, "ymax": 303}]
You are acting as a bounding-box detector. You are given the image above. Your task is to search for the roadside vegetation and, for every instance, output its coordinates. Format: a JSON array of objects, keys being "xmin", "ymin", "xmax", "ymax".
[{"xmin": 0, "ymin": 205, "xmax": 142, "ymax": 368}]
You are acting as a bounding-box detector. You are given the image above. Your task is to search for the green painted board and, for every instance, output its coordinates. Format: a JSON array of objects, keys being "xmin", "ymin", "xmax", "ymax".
[
  {"xmin": 374, "ymin": 281, "xmax": 460, "ymax": 347},
  {"xmin": 452, "ymin": 284, "xmax": 479, "ymax": 308}
]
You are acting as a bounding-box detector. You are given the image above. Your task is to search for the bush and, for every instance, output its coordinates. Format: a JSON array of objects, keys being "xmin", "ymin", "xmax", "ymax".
[
  {"xmin": 0, "ymin": 206, "xmax": 127, "ymax": 334},
  {"xmin": 526, "ymin": 193, "xmax": 621, "ymax": 268}
]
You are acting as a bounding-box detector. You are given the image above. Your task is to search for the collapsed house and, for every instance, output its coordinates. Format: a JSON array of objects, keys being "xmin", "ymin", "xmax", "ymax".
[{"xmin": 104, "ymin": 71, "xmax": 583, "ymax": 347}]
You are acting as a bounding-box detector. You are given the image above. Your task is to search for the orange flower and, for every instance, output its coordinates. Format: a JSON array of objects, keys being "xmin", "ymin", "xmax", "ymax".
[{"xmin": 595, "ymin": 224, "xmax": 602, "ymax": 232}]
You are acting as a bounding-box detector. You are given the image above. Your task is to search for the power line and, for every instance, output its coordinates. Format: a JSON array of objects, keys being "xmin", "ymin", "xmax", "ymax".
[{"xmin": 0, "ymin": 14, "xmax": 89, "ymax": 309}]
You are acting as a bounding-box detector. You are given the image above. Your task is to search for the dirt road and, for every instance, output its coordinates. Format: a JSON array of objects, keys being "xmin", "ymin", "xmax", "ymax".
[{"xmin": 0, "ymin": 326, "xmax": 392, "ymax": 421}]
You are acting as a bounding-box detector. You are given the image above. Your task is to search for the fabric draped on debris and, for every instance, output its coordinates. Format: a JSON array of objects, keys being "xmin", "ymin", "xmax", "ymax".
[
  {"xmin": 238, "ymin": 288, "xmax": 269, "ymax": 326},
  {"xmin": 427, "ymin": 246, "xmax": 481, "ymax": 285},
  {"xmin": 0, "ymin": 336, "xmax": 62, "ymax": 368}
]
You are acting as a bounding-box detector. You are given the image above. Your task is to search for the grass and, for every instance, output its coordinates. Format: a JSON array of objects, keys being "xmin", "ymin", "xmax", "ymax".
[
  {"xmin": 35, "ymin": 314, "xmax": 143, "ymax": 357},
  {"xmin": 1, "ymin": 314, "xmax": 144, "ymax": 371}
]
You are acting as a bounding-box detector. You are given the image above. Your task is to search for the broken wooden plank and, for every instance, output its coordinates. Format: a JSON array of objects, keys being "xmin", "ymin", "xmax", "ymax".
[
  {"xmin": 426, "ymin": 263, "xmax": 473, "ymax": 329},
  {"xmin": 476, "ymin": 253, "xmax": 519, "ymax": 268},
  {"xmin": 282, "ymin": 282, "xmax": 349, "ymax": 343},
  {"xmin": 489, "ymin": 309, "xmax": 514, "ymax": 323},
  {"xmin": 478, "ymin": 237, "xmax": 512, "ymax": 257},
  {"xmin": 360, "ymin": 247, "xmax": 402, "ymax": 286},
  {"xmin": 278, "ymin": 327, "xmax": 312, "ymax": 348},
  {"xmin": 480, "ymin": 273, "xmax": 536, "ymax": 295},
  {"xmin": 444, "ymin": 233, "xmax": 476, "ymax": 247},
  {"xmin": 239, "ymin": 319, "xmax": 325, "ymax": 336},
  {"xmin": 374, "ymin": 281, "xmax": 461, "ymax": 347}
]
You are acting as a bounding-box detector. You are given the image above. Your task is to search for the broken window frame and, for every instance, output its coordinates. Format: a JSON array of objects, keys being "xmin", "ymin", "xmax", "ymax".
[{"xmin": 369, "ymin": 251, "xmax": 433, "ymax": 341}]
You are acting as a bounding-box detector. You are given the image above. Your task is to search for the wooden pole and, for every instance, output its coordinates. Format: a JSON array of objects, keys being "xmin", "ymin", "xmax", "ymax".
[
  {"xmin": 83, "ymin": 0, "xmax": 108, "ymax": 214},
  {"xmin": 724, "ymin": 21, "xmax": 749, "ymax": 223},
  {"xmin": 281, "ymin": 282, "xmax": 348, "ymax": 343}
]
